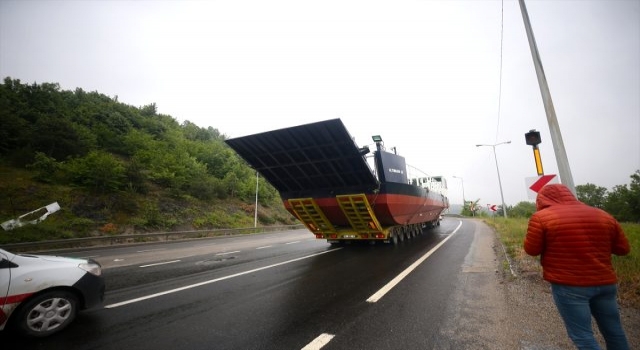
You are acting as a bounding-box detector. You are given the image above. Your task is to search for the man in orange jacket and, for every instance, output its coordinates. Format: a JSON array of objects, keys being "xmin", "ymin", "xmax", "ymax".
[{"xmin": 524, "ymin": 183, "xmax": 630, "ymax": 350}]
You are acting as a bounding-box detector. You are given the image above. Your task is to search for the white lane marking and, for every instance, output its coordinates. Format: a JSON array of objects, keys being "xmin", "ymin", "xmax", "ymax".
[
  {"xmin": 301, "ymin": 333, "xmax": 335, "ymax": 350},
  {"xmin": 216, "ymin": 251, "xmax": 240, "ymax": 256},
  {"xmin": 140, "ymin": 260, "xmax": 181, "ymax": 268},
  {"xmin": 366, "ymin": 221, "xmax": 463, "ymax": 303},
  {"xmin": 285, "ymin": 241, "xmax": 301, "ymax": 245},
  {"xmin": 137, "ymin": 248, "xmax": 167, "ymax": 253},
  {"xmin": 256, "ymin": 245, "xmax": 273, "ymax": 250},
  {"xmin": 105, "ymin": 248, "xmax": 342, "ymax": 308}
]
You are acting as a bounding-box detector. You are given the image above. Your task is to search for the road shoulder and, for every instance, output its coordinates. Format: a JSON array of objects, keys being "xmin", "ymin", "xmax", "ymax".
[{"xmin": 438, "ymin": 219, "xmax": 639, "ymax": 350}]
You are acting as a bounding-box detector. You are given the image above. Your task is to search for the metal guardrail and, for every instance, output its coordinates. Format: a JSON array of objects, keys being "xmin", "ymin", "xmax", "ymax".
[{"xmin": 1, "ymin": 224, "xmax": 306, "ymax": 252}]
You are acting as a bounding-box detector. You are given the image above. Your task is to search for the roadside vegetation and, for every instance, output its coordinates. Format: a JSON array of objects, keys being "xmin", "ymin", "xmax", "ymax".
[
  {"xmin": 460, "ymin": 169, "xmax": 640, "ymax": 223},
  {"xmin": 461, "ymin": 169, "xmax": 639, "ymax": 307},
  {"xmin": 0, "ymin": 77, "xmax": 296, "ymax": 244},
  {"xmin": 486, "ymin": 217, "xmax": 640, "ymax": 309},
  {"xmin": 480, "ymin": 170, "xmax": 639, "ymax": 308}
]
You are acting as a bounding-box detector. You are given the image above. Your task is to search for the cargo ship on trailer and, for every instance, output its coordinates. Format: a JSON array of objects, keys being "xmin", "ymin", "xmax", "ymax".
[{"xmin": 225, "ymin": 118, "xmax": 449, "ymax": 245}]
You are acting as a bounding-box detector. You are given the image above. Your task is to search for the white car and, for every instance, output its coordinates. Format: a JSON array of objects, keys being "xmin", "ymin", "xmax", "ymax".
[{"xmin": 0, "ymin": 248, "xmax": 105, "ymax": 337}]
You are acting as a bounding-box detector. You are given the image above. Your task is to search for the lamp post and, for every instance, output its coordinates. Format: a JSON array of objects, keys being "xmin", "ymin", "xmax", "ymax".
[
  {"xmin": 452, "ymin": 175, "xmax": 465, "ymax": 206},
  {"xmin": 476, "ymin": 141, "xmax": 511, "ymax": 218},
  {"xmin": 452, "ymin": 175, "xmax": 468, "ymax": 217},
  {"xmin": 254, "ymin": 171, "xmax": 259, "ymax": 228}
]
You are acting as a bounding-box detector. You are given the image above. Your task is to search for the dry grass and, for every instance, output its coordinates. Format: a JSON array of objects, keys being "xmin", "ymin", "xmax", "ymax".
[{"xmin": 485, "ymin": 217, "xmax": 640, "ymax": 309}]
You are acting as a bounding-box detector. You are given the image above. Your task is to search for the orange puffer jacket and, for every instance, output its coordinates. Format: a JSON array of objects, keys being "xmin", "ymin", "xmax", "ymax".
[{"xmin": 524, "ymin": 184, "xmax": 630, "ymax": 286}]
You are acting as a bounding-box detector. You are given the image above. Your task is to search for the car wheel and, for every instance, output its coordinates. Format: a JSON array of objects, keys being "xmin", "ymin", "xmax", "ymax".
[{"xmin": 14, "ymin": 290, "xmax": 79, "ymax": 337}]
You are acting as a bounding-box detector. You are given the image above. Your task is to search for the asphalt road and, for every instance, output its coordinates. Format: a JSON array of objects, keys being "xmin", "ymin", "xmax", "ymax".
[{"xmin": 2, "ymin": 217, "xmax": 583, "ymax": 349}]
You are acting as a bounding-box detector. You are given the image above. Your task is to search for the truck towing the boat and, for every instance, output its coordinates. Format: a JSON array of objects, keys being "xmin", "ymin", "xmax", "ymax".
[{"xmin": 225, "ymin": 118, "xmax": 449, "ymax": 245}]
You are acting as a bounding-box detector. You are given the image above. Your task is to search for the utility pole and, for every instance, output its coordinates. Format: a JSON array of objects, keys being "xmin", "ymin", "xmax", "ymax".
[
  {"xmin": 476, "ymin": 142, "xmax": 511, "ymax": 218},
  {"xmin": 254, "ymin": 171, "xmax": 259, "ymax": 228},
  {"xmin": 518, "ymin": 0, "xmax": 575, "ymax": 195}
]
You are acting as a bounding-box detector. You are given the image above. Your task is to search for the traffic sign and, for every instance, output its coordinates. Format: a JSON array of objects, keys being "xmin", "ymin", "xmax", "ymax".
[
  {"xmin": 525, "ymin": 174, "xmax": 559, "ymax": 199},
  {"xmin": 489, "ymin": 204, "xmax": 497, "ymax": 212}
]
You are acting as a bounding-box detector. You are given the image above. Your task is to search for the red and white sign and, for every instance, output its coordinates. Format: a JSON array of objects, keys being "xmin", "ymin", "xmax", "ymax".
[
  {"xmin": 525, "ymin": 174, "xmax": 559, "ymax": 199},
  {"xmin": 489, "ymin": 204, "xmax": 497, "ymax": 212}
]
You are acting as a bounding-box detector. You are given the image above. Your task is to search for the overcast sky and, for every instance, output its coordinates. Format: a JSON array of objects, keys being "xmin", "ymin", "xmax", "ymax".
[{"xmin": 1, "ymin": 0, "xmax": 639, "ymax": 208}]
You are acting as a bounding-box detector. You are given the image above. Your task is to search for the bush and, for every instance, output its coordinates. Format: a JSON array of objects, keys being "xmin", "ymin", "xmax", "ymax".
[{"xmin": 63, "ymin": 151, "xmax": 126, "ymax": 193}]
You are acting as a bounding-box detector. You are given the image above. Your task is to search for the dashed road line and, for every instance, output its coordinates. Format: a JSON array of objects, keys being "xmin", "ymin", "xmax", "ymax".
[
  {"xmin": 216, "ymin": 251, "xmax": 241, "ymax": 256},
  {"xmin": 301, "ymin": 333, "xmax": 335, "ymax": 350},
  {"xmin": 105, "ymin": 248, "xmax": 342, "ymax": 308},
  {"xmin": 140, "ymin": 260, "xmax": 181, "ymax": 268}
]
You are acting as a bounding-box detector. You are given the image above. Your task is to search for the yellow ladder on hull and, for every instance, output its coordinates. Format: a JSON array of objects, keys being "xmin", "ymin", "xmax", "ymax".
[
  {"xmin": 336, "ymin": 194, "xmax": 384, "ymax": 234},
  {"xmin": 287, "ymin": 198, "xmax": 336, "ymax": 234}
]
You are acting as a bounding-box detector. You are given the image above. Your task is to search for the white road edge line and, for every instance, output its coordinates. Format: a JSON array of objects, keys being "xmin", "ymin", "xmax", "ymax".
[
  {"xmin": 105, "ymin": 248, "xmax": 342, "ymax": 308},
  {"xmin": 301, "ymin": 333, "xmax": 335, "ymax": 350},
  {"xmin": 366, "ymin": 221, "xmax": 463, "ymax": 303},
  {"xmin": 139, "ymin": 260, "xmax": 181, "ymax": 268}
]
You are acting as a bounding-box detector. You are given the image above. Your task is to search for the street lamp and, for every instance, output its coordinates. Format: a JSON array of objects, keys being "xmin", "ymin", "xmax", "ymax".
[
  {"xmin": 452, "ymin": 176, "xmax": 466, "ymax": 205},
  {"xmin": 476, "ymin": 141, "xmax": 511, "ymax": 218},
  {"xmin": 452, "ymin": 175, "xmax": 468, "ymax": 217},
  {"xmin": 254, "ymin": 171, "xmax": 259, "ymax": 228}
]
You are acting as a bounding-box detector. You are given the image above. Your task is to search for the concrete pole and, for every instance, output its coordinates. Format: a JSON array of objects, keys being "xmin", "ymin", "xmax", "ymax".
[
  {"xmin": 254, "ymin": 171, "xmax": 259, "ymax": 228},
  {"xmin": 518, "ymin": 0, "xmax": 576, "ymax": 195}
]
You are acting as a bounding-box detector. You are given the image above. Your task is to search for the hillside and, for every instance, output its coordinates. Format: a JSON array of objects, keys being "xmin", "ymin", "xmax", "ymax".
[
  {"xmin": 0, "ymin": 78, "xmax": 296, "ymax": 244},
  {"xmin": 0, "ymin": 164, "xmax": 297, "ymax": 245}
]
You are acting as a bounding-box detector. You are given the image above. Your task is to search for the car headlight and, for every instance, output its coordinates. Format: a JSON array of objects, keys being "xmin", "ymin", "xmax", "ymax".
[{"xmin": 79, "ymin": 260, "xmax": 102, "ymax": 276}]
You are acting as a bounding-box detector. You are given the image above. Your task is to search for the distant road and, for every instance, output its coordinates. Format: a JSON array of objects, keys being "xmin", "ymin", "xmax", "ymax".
[{"xmin": 3, "ymin": 219, "xmax": 494, "ymax": 350}]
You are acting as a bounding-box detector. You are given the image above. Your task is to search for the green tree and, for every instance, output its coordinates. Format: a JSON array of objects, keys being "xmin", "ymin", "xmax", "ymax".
[
  {"xmin": 461, "ymin": 199, "xmax": 481, "ymax": 217},
  {"xmin": 604, "ymin": 170, "xmax": 640, "ymax": 222},
  {"xmin": 508, "ymin": 201, "xmax": 536, "ymax": 218},
  {"xmin": 629, "ymin": 170, "xmax": 640, "ymax": 221},
  {"xmin": 30, "ymin": 115, "xmax": 96, "ymax": 160},
  {"xmin": 64, "ymin": 151, "xmax": 126, "ymax": 193},
  {"xmin": 122, "ymin": 129, "xmax": 156, "ymax": 156},
  {"xmin": 124, "ymin": 158, "xmax": 148, "ymax": 194},
  {"xmin": 0, "ymin": 80, "xmax": 29, "ymax": 155},
  {"xmin": 576, "ymin": 183, "xmax": 608, "ymax": 208},
  {"xmin": 26, "ymin": 152, "xmax": 61, "ymax": 183}
]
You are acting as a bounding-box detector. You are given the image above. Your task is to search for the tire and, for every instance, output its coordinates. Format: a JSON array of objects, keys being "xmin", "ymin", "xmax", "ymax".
[{"xmin": 13, "ymin": 290, "xmax": 79, "ymax": 338}]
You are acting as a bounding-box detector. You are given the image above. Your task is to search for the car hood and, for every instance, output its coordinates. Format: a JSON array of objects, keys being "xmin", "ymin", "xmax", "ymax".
[{"xmin": 17, "ymin": 253, "xmax": 88, "ymax": 264}]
